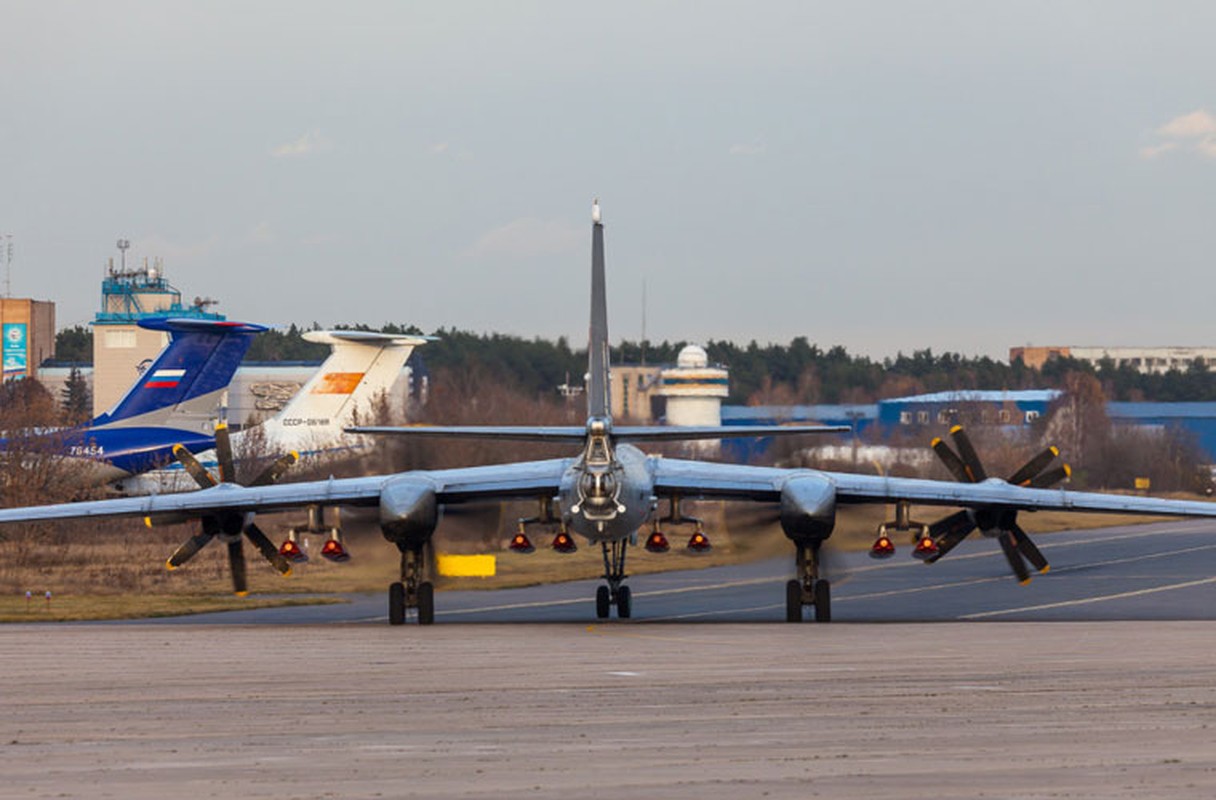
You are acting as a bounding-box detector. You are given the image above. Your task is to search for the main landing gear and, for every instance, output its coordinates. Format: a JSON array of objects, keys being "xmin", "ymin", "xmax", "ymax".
[
  {"xmin": 389, "ymin": 541, "xmax": 434, "ymax": 626},
  {"xmin": 786, "ymin": 540, "xmax": 831, "ymax": 623},
  {"xmin": 596, "ymin": 539, "xmax": 631, "ymax": 619}
]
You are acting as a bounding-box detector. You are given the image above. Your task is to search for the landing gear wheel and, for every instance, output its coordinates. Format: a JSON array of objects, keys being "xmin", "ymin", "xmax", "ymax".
[
  {"xmin": 417, "ymin": 581, "xmax": 435, "ymax": 626},
  {"xmin": 616, "ymin": 585, "xmax": 632, "ymax": 619},
  {"xmin": 813, "ymin": 578, "xmax": 831, "ymax": 623},
  {"xmin": 596, "ymin": 585, "xmax": 611, "ymax": 619},
  {"xmin": 389, "ymin": 582, "xmax": 406, "ymax": 626},
  {"xmin": 785, "ymin": 579, "xmax": 802, "ymax": 623}
]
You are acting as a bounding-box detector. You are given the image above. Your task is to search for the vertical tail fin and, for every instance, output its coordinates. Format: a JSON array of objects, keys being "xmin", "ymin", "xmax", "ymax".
[
  {"xmin": 91, "ymin": 319, "xmax": 267, "ymax": 430},
  {"xmin": 257, "ymin": 331, "xmax": 430, "ymax": 448},
  {"xmin": 588, "ymin": 199, "xmax": 610, "ymax": 420}
]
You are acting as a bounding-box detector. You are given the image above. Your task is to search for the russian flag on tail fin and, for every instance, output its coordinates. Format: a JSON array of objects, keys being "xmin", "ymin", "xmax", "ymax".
[
  {"xmin": 91, "ymin": 318, "xmax": 267, "ymax": 430},
  {"xmin": 145, "ymin": 369, "xmax": 187, "ymax": 389}
]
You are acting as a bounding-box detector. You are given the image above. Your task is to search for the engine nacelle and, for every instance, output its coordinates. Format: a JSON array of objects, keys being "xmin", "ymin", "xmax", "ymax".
[
  {"xmin": 779, "ymin": 475, "xmax": 837, "ymax": 544},
  {"xmin": 379, "ymin": 476, "xmax": 439, "ymax": 548}
]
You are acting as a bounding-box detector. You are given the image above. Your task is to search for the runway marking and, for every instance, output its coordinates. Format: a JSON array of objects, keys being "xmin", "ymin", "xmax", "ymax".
[
  {"xmin": 960, "ymin": 576, "xmax": 1216, "ymax": 619},
  {"xmin": 365, "ymin": 525, "xmax": 1216, "ymax": 622},
  {"xmin": 607, "ymin": 671, "xmax": 641, "ymax": 677},
  {"xmin": 650, "ymin": 542, "xmax": 1216, "ymax": 620}
]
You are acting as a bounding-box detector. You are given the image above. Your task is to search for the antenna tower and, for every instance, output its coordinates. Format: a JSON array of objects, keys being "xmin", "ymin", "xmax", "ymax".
[{"xmin": 116, "ymin": 238, "xmax": 130, "ymax": 273}]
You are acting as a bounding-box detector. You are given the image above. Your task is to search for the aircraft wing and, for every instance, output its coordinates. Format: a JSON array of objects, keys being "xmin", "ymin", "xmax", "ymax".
[
  {"xmin": 0, "ymin": 459, "xmax": 572, "ymax": 526},
  {"xmin": 651, "ymin": 458, "xmax": 1216, "ymax": 518}
]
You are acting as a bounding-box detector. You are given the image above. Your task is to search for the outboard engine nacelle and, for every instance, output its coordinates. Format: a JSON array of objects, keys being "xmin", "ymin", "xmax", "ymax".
[
  {"xmin": 779, "ymin": 475, "xmax": 837, "ymax": 544},
  {"xmin": 380, "ymin": 475, "xmax": 440, "ymax": 548}
]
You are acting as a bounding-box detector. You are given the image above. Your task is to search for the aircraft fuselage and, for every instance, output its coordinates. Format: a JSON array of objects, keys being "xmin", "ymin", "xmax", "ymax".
[{"xmin": 559, "ymin": 442, "xmax": 655, "ymax": 543}]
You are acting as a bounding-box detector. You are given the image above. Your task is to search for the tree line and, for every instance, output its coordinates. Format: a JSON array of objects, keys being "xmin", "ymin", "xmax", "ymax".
[{"xmin": 51, "ymin": 325, "xmax": 1216, "ymax": 404}]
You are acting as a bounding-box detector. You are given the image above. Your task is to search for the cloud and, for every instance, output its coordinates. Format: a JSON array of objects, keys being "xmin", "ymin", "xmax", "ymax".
[
  {"xmin": 729, "ymin": 140, "xmax": 766, "ymax": 157},
  {"xmin": 1143, "ymin": 110, "xmax": 1216, "ymax": 160},
  {"xmin": 1157, "ymin": 110, "xmax": 1216, "ymax": 139},
  {"xmin": 464, "ymin": 217, "xmax": 584, "ymax": 259},
  {"xmin": 271, "ymin": 129, "xmax": 333, "ymax": 158},
  {"xmin": 1139, "ymin": 141, "xmax": 1178, "ymax": 160},
  {"xmin": 430, "ymin": 142, "xmax": 450, "ymax": 155}
]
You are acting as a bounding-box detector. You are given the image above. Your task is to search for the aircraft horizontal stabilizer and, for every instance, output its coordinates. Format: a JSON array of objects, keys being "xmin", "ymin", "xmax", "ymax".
[
  {"xmin": 347, "ymin": 424, "xmax": 848, "ymax": 443},
  {"xmin": 301, "ymin": 331, "xmax": 435, "ymax": 347}
]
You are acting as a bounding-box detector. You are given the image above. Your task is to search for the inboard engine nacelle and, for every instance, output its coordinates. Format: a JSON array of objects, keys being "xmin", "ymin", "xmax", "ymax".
[
  {"xmin": 380, "ymin": 476, "xmax": 439, "ymax": 547},
  {"xmin": 779, "ymin": 475, "xmax": 837, "ymax": 543}
]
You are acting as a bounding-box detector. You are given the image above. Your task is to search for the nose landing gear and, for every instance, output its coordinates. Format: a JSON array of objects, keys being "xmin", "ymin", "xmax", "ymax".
[{"xmin": 595, "ymin": 539, "xmax": 632, "ymax": 619}]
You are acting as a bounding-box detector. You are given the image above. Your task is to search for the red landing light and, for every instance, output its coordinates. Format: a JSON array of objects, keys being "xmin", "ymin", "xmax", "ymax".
[
  {"xmin": 869, "ymin": 536, "xmax": 896, "ymax": 559},
  {"xmin": 320, "ymin": 539, "xmax": 351, "ymax": 563},
  {"xmin": 686, "ymin": 532, "xmax": 712, "ymax": 553},
  {"xmin": 552, "ymin": 532, "xmax": 578, "ymax": 554},
  {"xmin": 645, "ymin": 531, "xmax": 670, "ymax": 553},
  {"xmin": 509, "ymin": 533, "xmax": 536, "ymax": 554},
  {"xmin": 278, "ymin": 539, "xmax": 309, "ymax": 563},
  {"xmin": 912, "ymin": 536, "xmax": 939, "ymax": 560}
]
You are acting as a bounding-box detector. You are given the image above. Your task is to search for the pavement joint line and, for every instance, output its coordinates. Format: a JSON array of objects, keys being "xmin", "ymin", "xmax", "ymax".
[{"xmin": 959, "ymin": 575, "xmax": 1216, "ymax": 619}]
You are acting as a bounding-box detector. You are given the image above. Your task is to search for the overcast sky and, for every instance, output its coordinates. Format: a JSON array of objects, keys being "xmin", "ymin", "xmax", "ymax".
[{"xmin": 3, "ymin": 1, "xmax": 1216, "ymax": 359}]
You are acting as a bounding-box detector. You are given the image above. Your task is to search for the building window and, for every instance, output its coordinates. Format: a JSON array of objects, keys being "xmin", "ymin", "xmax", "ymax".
[
  {"xmin": 104, "ymin": 330, "xmax": 137, "ymax": 349},
  {"xmin": 900, "ymin": 411, "xmax": 912, "ymax": 425},
  {"xmin": 916, "ymin": 411, "xmax": 929, "ymax": 425},
  {"xmin": 1025, "ymin": 410, "xmax": 1040, "ymax": 423},
  {"xmin": 998, "ymin": 409, "xmax": 1011, "ymax": 424},
  {"xmin": 622, "ymin": 375, "xmax": 630, "ymax": 416}
]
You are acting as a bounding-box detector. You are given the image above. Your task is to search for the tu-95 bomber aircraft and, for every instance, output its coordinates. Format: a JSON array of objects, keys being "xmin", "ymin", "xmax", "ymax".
[{"xmin": 4, "ymin": 201, "xmax": 1216, "ymax": 624}]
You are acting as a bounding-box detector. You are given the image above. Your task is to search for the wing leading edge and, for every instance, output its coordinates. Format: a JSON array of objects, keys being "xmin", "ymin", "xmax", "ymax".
[
  {"xmin": 0, "ymin": 459, "xmax": 571, "ymax": 527},
  {"xmin": 651, "ymin": 458, "xmax": 1216, "ymax": 518}
]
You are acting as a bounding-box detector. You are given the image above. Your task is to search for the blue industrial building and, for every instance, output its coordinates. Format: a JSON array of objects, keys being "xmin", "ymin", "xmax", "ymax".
[
  {"xmin": 875, "ymin": 390, "xmax": 1061, "ymax": 430},
  {"xmin": 1107, "ymin": 402, "xmax": 1216, "ymax": 460},
  {"xmin": 721, "ymin": 390, "xmax": 1216, "ymax": 463}
]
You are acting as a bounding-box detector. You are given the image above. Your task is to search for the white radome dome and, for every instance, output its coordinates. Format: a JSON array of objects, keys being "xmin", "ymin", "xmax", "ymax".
[{"xmin": 677, "ymin": 344, "xmax": 709, "ymax": 369}]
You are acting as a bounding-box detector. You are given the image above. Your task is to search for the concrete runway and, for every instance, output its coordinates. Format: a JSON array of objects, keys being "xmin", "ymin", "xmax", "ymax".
[{"xmin": 4, "ymin": 521, "xmax": 1216, "ymax": 799}]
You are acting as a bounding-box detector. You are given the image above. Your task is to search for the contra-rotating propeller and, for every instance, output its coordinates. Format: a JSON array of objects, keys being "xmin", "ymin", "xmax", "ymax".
[
  {"xmin": 163, "ymin": 421, "xmax": 300, "ymax": 595},
  {"xmin": 925, "ymin": 426, "xmax": 1070, "ymax": 584}
]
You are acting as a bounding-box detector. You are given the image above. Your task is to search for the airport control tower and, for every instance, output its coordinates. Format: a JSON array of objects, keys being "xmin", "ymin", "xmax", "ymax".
[
  {"xmin": 91, "ymin": 239, "xmax": 225, "ymax": 415},
  {"xmin": 658, "ymin": 344, "xmax": 729, "ymax": 454}
]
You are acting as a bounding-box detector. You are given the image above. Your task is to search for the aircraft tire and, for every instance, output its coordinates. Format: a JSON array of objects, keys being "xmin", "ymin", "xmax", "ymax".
[
  {"xmin": 417, "ymin": 582, "xmax": 435, "ymax": 626},
  {"xmin": 389, "ymin": 582, "xmax": 406, "ymax": 626},
  {"xmin": 596, "ymin": 586, "xmax": 611, "ymax": 619},
  {"xmin": 813, "ymin": 579, "xmax": 831, "ymax": 623},
  {"xmin": 785, "ymin": 579, "xmax": 802, "ymax": 623},
  {"xmin": 616, "ymin": 585, "xmax": 632, "ymax": 619}
]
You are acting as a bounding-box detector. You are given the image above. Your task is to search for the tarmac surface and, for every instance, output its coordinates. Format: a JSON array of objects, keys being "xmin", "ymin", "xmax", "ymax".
[{"xmin": 4, "ymin": 521, "xmax": 1216, "ymax": 799}]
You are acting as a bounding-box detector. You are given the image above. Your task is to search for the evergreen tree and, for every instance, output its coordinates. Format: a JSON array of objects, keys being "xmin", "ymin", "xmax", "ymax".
[{"xmin": 60, "ymin": 367, "xmax": 91, "ymax": 423}]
